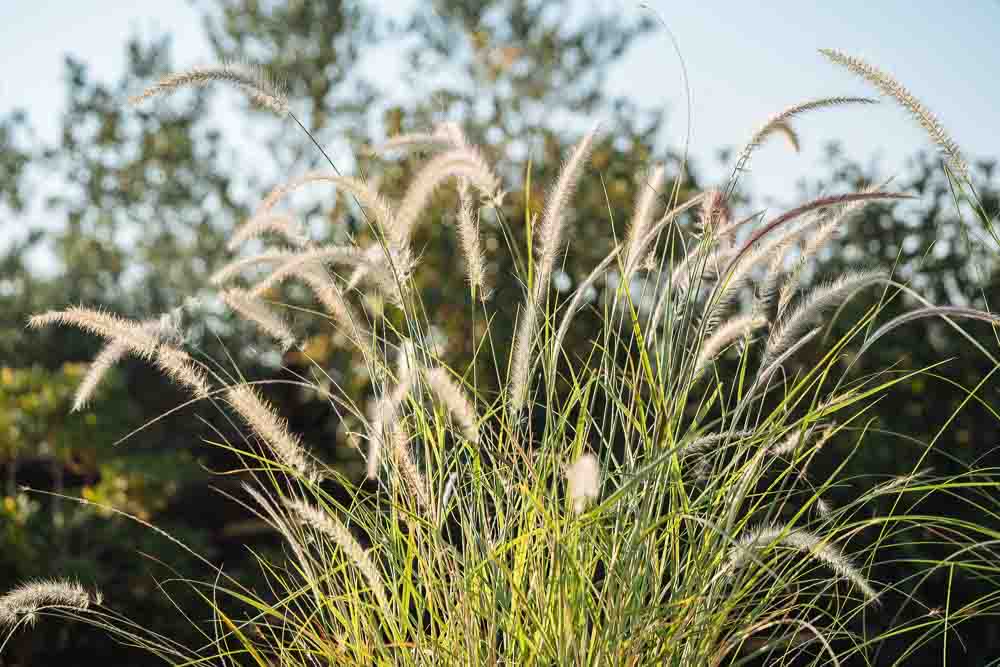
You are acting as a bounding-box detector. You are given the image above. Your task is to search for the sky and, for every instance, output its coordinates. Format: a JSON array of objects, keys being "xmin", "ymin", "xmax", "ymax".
[{"xmin": 1, "ymin": 1, "xmax": 998, "ymax": 213}]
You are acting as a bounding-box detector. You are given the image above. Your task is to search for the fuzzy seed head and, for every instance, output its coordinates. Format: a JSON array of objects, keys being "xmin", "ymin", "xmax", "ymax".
[
  {"xmin": 227, "ymin": 384, "xmax": 321, "ymax": 483},
  {"xmin": 130, "ymin": 62, "xmax": 288, "ymax": 115},
  {"xmin": 1, "ymin": 579, "xmax": 98, "ymax": 627},
  {"xmin": 567, "ymin": 453, "xmax": 601, "ymax": 514}
]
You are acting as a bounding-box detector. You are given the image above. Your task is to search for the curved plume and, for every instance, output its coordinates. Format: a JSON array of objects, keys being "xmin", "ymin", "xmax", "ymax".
[
  {"xmin": 820, "ymin": 49, "xmax": 969, "ymax": 180},
  {"xmin": 395, "ymin": 146, "xmax": 501, "ymax": 239},
  {"xmin": 247, "ymin": 173, "xmax": 396, "ymax": 242},
  {"xmin": 220, "ymin": 288, "xmax": 297, "ymax": 351},
  {"xmin": 227, "ymin": 384, "xmax": 323, "ymax": 483},
  {"xmin": 72, "ymin": 317, "xmax": 178, "ymax": 412},
  {"xmin": 725, "ymin": 524, "xmax": 879, "ymax": 603},
  {"xmin": 623, "ymin": 164, "xmax": 666, "ymax": 272},
  {"xmin": 423, "ymin": 367, "xmax": 479, "ymax": 445},
  {"xmin": 737, "ymin": 97, "xmax": 875, "ymax": 170},
  {"xmin": 129, "ymin": 62, "xmax": 288, "ymax": 115},
  {"xmin": 1, "ymin": 579, "xmax": 99, "ymax": 627},
  {"xmin": 721, "ymin": 192, "xmax": 909, "ymax": 281},
  {"xmin": 227, "ymin": 214, "xmax": 310, "ymax": 251},
  {"xmin": 509, "ymin": 124, "xmax": 599, "ymax": 413},
  {"xmin": 285, "ymin": 499, "xmax": 390, "ymax": 613},
  {"xmin": 856, "ymin": 305, "xmax": 1000, "ymax": 361},
  {"xmin": 762, "ymin": 269, "xmax": 887, "ymax": 370},
  {"xmin": 211, "ymin": 249, "xmax": 295, "ymax": 287},
  {"xmin": 693, "ymin": 314, "xmax": 768, "ymax": 381},
  {"xmin": 29, "ymin": 308, "xmax": 210, "ymax": 399}
]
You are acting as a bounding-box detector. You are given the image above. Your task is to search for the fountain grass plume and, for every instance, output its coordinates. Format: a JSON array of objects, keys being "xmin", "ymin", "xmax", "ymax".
[
  {"xmin": 248, "ymin": 246, "xmax": 390, "ymax": 297},
  {"xmin": 297, "ymin": 266, "xmax": 373, "ymax": 355},
  {"xmin": 566, "ymin": 453, "xmax": 601, "ymax": 514},
  {"xmin": 211, "ymin": 249, "xmax": 295, "ymax": 286},
  {"xmin": 509, "ymin": 124, "xmax": 599, "ymax": 413},
  {"xmin": 129, "ymin": 62, "xmax": 288, "ymax": 116},
  {"xmin": 285, "ymin": 498, "xmax": 390, "ymax": 614},
  {"xmin": 220, "ymin": 288, "xmax": 297, "ymax": 351},
  {"xmin": 0, "ymin": 579, "xmax": 99, "ymax": 627},
  {"xmin": 855, "ymin": 305, "xmax": 1000, "ymax": 361},
  {"xmin": 777, "ymin": 183, "xmax": 888, "ymax": 317},
  {"xmin": 29, "ymin": 307, "xmax": 211, "ymax": 399},
  {"xmin": 740, "ymin": 97, "xmax": 876, "ymax": 165},
  {"xmin": 395, "ymin": 146, "xmax": 501, "ymax": 240},
  {"xmin": 227, "ymin": 214, "xmax": 310, "ymax": 251},
  {"xmin": 820, "ymin": 49, "xmax": 969, "ymax": 181},
  {"xmin": 367, "ymin": 371, "xmax": 415, "ymax": 480},
  {"xmin": 722, "ymin": 192, "xmax": 909, "ymax": 281},
  {"xmin": 762, "ymin": 269, "xmax": 887, "ymax": 370},
  {"xmin": 369, "ymin": 132, "xmax": 459, "ymax": 156},
  {"xmin": 249, "ymin": 173, "xmax": 396, "ymax": 242},
  {"xmin": 727, "ymin": 524, "xmax": 879, "ymax": 604},
  {"xmin": 693, "ymin": 314, "xmax": 768, "ymax": 381},
  {"xmin": 227, "ymin": 384, "xmax": 323, "ymax": 483},
  {"xmin": 389, "ymin": 422, "xmax": 431, "ymax": 512},
  {"xmin": 623, "ymin": 164, "xmax": 666, "ymax": 271},
  {"xmin": 423, "ymin": 367, "xmax": 479, "ymax": 445},
  {"xmin": 72, "ymin": 316, "xmax": 179, "ymax": 412}
]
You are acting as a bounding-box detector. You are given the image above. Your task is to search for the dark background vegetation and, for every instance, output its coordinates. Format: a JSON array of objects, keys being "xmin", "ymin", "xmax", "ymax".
[{"xmin": 1, "ymin": 1, "xmax": 997, "ymax": 664}]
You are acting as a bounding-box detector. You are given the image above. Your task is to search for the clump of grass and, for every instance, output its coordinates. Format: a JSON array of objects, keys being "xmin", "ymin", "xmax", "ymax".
[{"xmin": 8, "ymin": 49, "xmax": 1000, "ymax": 667}]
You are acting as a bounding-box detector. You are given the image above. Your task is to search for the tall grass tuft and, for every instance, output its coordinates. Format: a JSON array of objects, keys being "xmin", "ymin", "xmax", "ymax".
[{"xmin": 8, "ymin": 49, "xmax": 1000, "ymax": 667}]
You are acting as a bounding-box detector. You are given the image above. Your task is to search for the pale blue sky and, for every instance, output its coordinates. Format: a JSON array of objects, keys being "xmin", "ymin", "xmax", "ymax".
[{"xmin": 1, "ymin": 1, "xmax": 998, "ymax": 206}]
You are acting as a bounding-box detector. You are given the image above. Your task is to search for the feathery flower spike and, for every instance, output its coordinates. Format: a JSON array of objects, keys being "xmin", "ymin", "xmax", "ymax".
[
  {"xmin": 285, "ymin": 499, "xmax": 390, "ymax": 613},
  {"xmin": 509, "ymin": 124, "xmax": 599, "ymax": 413},
  {"xmin": 227, "ymin": 384, "xmax": 322, "ymax": 483},
  {"xmin": 820, "ymin": 49, "xmax": 969, "ymax": 180},
  {"xmin": 220, "ymin": 288, "xmax": 297, "ymax": 351},
  {"xmin": 1, "ymin": 579, "xmax": 99, "ymax": 627},
  {"xmin": 130, "ymin": 62, "xmax": 288, "ymax": 115}
]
